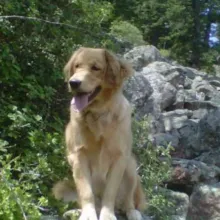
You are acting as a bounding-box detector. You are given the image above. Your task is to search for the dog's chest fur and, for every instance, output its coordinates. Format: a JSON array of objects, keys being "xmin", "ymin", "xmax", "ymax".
[
  {"xmin": 81, "ymin": 110, "xmax": 120, "ymax": 189},
  {"xmin": 85, "ymin": 110, "xmax": 118, "ymax": 141}
]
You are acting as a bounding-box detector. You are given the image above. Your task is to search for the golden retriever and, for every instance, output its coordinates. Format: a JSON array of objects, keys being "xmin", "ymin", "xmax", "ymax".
[{"xmin": 53, "ymin": 48, "xmax": 146, "ymax": 220}]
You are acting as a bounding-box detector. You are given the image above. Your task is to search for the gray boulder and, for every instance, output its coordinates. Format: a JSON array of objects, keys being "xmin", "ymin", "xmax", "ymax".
[
  {"xmin": 151, "ymin": 133, "xmax": 179, "ymax": 148},
  {"xmin": 195, "ymin": 148, "xmax": 220, "ymax": 168},
  {"xmin": 143, "ymin": 72, "xmax": 177, "ymax": 112},
  {"xmin": 124, "ymin": 73, "xmax": 153, "ymax": 118},
  {"xmin": 171, "ymin": 159, "xmax": 220, "ymax": 185},
  {"xmin": 124, "ymin": 46, "xmax": 166, "ymax": 71},
  {"xmin": 187, "ymin": 183, "xmax": 220, "ymax": 220}
]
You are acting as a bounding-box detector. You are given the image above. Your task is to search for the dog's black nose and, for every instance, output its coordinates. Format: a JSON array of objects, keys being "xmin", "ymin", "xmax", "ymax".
[{"xmin": 69, "ymin": 79, "xmax": 81, "ymax": 90}]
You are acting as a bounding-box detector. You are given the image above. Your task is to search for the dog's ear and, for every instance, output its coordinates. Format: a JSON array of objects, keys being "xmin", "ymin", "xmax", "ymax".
[
  {"xmin": 105, "ymin": 50, "xmax": 133, "ymax": 86},
  {"xmin": 63, "ymin": 47, "xmax": 84, "ymax": 82},
  {"xmin": 119, "ymin": 58, "xmax": 134, "ymax": 80}
]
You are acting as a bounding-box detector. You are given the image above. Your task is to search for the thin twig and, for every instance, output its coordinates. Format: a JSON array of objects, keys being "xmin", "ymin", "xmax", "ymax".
[
  {"xmin": 1, "ymin": 172, "xmax": 28, "ymax": 220},
  {"xmin": 0, "ymin": 15, "xmax": 118, "ymax": 42},
  {"xmin": 0, "ymin": 15, "xmax": 80, "ymax": 29}
]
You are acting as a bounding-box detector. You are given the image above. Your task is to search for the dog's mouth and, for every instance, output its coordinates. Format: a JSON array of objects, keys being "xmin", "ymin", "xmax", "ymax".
[{"xmin": 71, "ymin": 86, "xmax": 102, "ymax": 112}]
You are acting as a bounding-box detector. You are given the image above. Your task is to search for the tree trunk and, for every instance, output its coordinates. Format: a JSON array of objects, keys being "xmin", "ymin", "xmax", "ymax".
[{"xmin": 191, "ymin": 0, "xmax": 201, "ymax": 67}]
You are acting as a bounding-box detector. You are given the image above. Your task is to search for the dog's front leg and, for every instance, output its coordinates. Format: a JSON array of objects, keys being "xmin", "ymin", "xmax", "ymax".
[
  {"xmin": 99, "ymin": 153, "xmax": 127, "ymax": 220},
  {"xmin": 69, "ymin": 152, "xmax": 98, "ymax": 220}
]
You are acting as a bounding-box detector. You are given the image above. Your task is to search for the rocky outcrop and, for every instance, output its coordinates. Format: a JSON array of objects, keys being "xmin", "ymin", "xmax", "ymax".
[
  {"xmin": 124, "ymin": 45, "xmax": 220, "ymax": 157},
  {"xmin": 123, "ymin": 45, "xmax": 220, "ymax": 220}
]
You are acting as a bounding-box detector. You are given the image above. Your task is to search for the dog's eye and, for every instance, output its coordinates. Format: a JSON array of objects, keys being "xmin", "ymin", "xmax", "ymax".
[
  {"xmin": 75, "ymin": 64, "xmax": 79, "ymax": 68},
  {"xmin": 91, "ymin": 65, "xmax": 100, "ymax": 71}
]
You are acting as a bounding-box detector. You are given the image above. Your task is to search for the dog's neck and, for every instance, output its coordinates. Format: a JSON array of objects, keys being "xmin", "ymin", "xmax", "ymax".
[{"xmin": 70, "ymin": 88, "xmax": 129, "ymax": 140}]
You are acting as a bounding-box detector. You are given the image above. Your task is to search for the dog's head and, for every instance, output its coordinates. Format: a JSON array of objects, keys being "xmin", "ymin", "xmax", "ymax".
[{"xmin": 64, "ymin": 47, "xmax": 133, "ymax": 112}]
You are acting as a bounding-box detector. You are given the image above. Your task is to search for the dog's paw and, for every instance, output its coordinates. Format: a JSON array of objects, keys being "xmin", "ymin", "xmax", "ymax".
[
  {"xmin": 79, "ymin": 205, "xmax": 98, "ymax": 220},
  {"xmin": 126, "ymin": 209, "xmax": 142, "ymax": 220},
  {"xmin": 99, "ymin": 207, "xmax": 117, "ymax": 220}
]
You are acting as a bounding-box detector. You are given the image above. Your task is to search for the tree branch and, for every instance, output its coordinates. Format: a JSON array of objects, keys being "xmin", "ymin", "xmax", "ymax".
[
  {"xmin": 1, "ymin": 172, "xmax": 28, "ymax": 220},
  {"xmin": 0, "ymin": 15, "xmax": 120, "ymax": 44},
  {"xmin": 0, "ymin": 15, "xmax": 79, "ymax": 29}
]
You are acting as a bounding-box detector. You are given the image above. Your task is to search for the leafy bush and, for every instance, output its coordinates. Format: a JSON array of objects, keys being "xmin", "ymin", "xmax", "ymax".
[
  {"xmin": 160, "ymin": 49, "xmax": 171, "ymax": 58},
  {"xmin": 132, "ymin": 117, "xmax": 174, "ymax": 220},
  {"xmin": 110, "ymin": 20, "xmax": 145, "ymax": 46},
  {"xmin": 0, "ymin": 104, "xmax": 69, "ymax": 219},
  {"xmin": 0, "ymin": 153, "xmax": 42, "ymax": 220},
  {"xmin": 200, "ymin": 48, "xmax": 220, "ymax": 73}
]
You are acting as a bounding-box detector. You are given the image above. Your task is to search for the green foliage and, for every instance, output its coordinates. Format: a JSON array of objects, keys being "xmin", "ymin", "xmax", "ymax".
[
  {"xmin": 0, "ymin": 105, "xmax": 69, "ymax": 219},
  {"xmin": 76, "ymin": 0, "xmax": 113, "ymax": 25},
  {"xmin": 159, "ymin": 49, "xmax": 171, "ymax": 59},
  {"xmin": 132, "ymin": 117, "xmax": 174, "ymax": 220},
  {"xmin": 110, "ymin": 20, "xmax": 145, "ymax": 46},
  {"xmin": 200, "ymin": 48, "xmax": 220, "ymax": 73},
  {"xmin": 0, "ymin": 154, "xmax": 42, "ymax": 220},
  {"xmin": 112, "ymin": 0, "xmax": 220, "ymax": 68},
  {"xmin": 0, "ymin": 0, "xmax": 116, "ymax": 219}
]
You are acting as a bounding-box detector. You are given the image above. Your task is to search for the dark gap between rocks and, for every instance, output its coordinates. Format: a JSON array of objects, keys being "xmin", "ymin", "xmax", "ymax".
[{"xmin": 166, "ymin": 183, "xmax": 194, "ymax": 196}]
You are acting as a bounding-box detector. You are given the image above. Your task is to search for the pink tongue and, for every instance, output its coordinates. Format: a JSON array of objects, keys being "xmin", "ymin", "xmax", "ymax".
[{"xmin": 71, "ymin": 94, "xmax": 90, "ymax": 112}]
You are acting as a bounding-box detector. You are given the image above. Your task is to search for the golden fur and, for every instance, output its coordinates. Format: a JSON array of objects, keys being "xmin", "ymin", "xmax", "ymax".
[{"xmin": 53, "ymin": 48, "xmax": 146, "ymax": 220}]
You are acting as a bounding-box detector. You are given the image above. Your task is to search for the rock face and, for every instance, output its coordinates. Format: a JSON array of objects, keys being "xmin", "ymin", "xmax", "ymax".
[
  {"xmin": 124, "ymin": 46, "xmax": 220, "ymax": 157},
  {"xmin": 187, "ymin": 183, "xmax": 220, "ymax": 220},
  {"xmin": 123, "ymin": 45, "xmax": 220, "ymax": 220}
]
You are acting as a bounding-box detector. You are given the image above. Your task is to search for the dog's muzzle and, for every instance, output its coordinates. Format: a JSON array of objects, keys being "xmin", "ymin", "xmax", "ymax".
[{"xmin": 69, "ymin": 79, "xmax": 81, "ymax": 90}]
